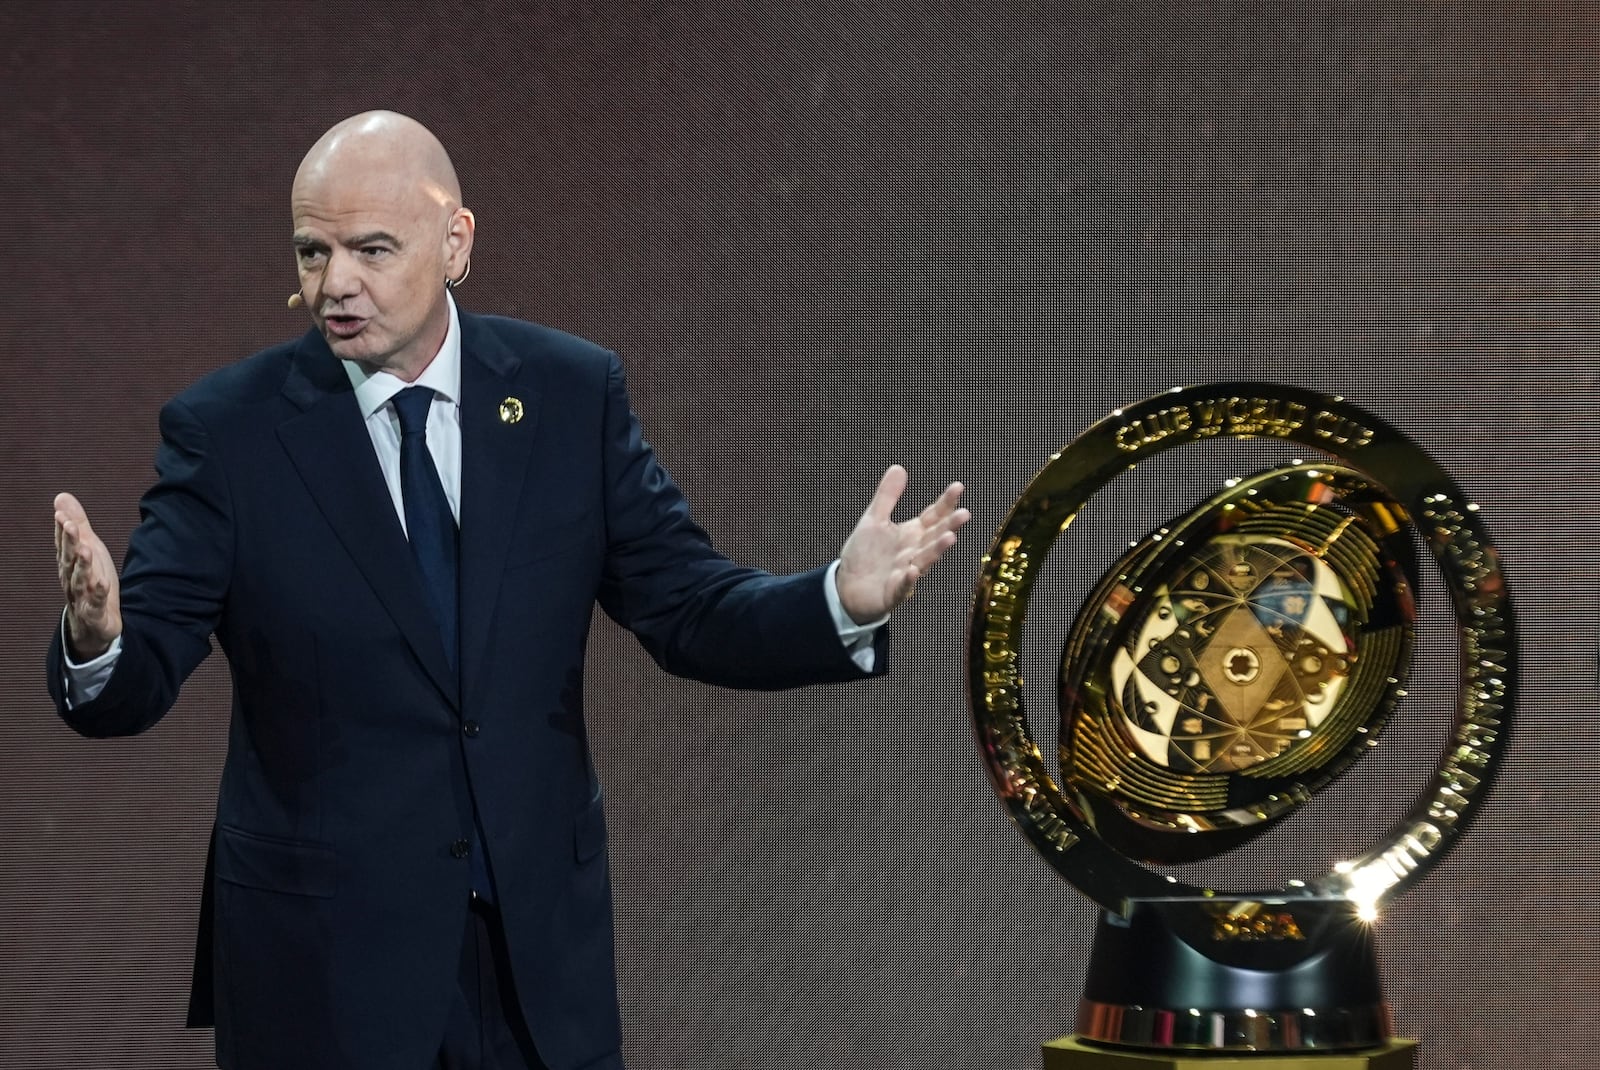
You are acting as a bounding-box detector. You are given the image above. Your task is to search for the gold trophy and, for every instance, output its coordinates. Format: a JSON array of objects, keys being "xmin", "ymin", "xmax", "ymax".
[{"xmin": 968, "ymin": 384, "xmax": 1513, "ymax": 1069}]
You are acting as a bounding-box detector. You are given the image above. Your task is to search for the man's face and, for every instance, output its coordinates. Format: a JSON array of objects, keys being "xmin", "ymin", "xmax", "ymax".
[{"xmin": 291, "ymin": 166, "xmax": 457, "ymax": 378}]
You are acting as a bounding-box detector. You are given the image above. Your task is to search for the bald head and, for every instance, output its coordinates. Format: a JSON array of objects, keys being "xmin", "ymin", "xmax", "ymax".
[
  {"xmin": 295, "ymin": 110, "xmax": 462, "ymax": 211},
  {"xmin": 290, "ymin": 111, "xmax": 475, "ymax": 379}
]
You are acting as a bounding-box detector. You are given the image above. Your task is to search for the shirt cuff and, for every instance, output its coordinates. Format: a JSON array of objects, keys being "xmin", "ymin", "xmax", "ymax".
[
  {"xmin": 824, "ymin": 560, "xmax": 886, "ymax": 672},
  {"xmin": 60, "ymin": 610, "xmax": 122, "ymax": 709}
]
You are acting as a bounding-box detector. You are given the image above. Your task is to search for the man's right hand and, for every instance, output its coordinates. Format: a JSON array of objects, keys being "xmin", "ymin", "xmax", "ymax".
[{"xmin": 54, "ymin": 492, "xmax": 122, "ymax": 661}]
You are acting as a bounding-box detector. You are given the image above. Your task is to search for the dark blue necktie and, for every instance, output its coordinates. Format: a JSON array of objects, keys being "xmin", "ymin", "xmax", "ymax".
[
  {"xmin": 393, "ymin": 387, "xmax": 494, "ymax": 900},
  {"xmin": 393, "ymin": 387, "xmax": 459, "ymax": 666}
]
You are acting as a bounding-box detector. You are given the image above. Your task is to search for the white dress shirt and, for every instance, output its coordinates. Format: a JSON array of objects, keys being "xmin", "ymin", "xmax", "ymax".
[{"xmin": 346, "ymin": 293, "xmax": 465, "ymax": 530}]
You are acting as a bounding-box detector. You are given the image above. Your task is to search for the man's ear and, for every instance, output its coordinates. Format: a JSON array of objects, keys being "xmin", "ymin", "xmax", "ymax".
[{"xmin": 445, "ymin": 207, "xmax": 475, "ymax": 279}]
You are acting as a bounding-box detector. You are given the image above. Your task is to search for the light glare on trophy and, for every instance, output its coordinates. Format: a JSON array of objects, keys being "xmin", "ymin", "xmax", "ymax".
[{"xmin": 967, "ymin": 384, "xmax": 1514, "ymax": 1066}]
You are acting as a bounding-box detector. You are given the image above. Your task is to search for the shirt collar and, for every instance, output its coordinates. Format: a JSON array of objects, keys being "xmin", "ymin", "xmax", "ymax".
[{"xmin": 341, "ymin": 290, "xmax": 463, "ymax": 419}]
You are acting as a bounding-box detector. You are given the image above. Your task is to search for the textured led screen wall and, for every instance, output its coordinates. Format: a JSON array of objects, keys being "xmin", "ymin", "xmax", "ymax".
[{"xmin": 2, "ymin": 3, "xmax": 1596, "ymax": 1067}]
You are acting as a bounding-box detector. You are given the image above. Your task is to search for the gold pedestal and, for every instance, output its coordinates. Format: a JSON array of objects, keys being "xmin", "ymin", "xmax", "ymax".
[{"xmin": 1042, "ymin": 1037, "xmax": 1417, "ymax": 1070}]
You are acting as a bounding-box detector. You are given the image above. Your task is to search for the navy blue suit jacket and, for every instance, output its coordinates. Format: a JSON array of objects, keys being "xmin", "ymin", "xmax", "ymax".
[{"xmin": 47, "ymin": 312, "xmax": 881, "ymax": 1070}]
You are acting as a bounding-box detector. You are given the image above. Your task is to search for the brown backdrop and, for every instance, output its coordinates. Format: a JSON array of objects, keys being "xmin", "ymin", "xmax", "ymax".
[{"xmin": 2, "ymin": 2, "xmax": 1597, "ymax": 1067}]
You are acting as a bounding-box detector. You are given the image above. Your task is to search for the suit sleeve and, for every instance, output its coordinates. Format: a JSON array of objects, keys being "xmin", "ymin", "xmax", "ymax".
[
  {"xmin": 46, "ymin": 397, "xmax": 233, "ymax": 736},
  {"xmin": 593, "ymin": 355, "xmax": 885, "ymax": 689}
]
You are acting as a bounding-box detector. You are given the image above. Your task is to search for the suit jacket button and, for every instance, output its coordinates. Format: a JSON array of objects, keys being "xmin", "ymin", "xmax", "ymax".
[
  {"xmin": 463, "ymin": 720, "xmax": 481, "ymax": 738},
  {"xmin": 450, "ymin": 839, "xmax": 471, "ymax": 859}
]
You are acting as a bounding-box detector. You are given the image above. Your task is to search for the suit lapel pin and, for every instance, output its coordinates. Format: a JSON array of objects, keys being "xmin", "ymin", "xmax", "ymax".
[{"xmin": 499, "ymin": 397, "xmax": 524, "ymax": 425}]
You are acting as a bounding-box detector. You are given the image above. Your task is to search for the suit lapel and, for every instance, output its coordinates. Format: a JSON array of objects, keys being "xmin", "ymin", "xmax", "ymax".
[
  {"xmin": 458, "ymin": 312, "xmax": 543, "ymax": 702},
  {"xmin": 275, "ymin": 330, "xmax": 461, "ymax": 708}
]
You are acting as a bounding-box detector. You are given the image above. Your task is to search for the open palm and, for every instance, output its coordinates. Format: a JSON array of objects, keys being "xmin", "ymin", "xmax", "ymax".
[{"xmin": 836, "ymin": 465, "xmax": 969, "ymax": 624}]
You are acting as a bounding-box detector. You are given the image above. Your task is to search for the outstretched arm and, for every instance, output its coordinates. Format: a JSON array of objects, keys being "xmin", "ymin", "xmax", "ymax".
[{"xmin": 835, "ymin": 464, "xmax": 969, "ymax": 624}]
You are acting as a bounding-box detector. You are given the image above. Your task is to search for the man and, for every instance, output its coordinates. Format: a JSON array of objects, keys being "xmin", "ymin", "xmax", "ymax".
[{"xmin": 48, "ymin": 111, "xmax": 968, "ymax": 1070}]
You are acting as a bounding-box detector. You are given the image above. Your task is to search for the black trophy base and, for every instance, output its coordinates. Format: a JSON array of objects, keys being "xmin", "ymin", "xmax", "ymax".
[
  {"xmin": 1043, "ymin": 1036, "xmax": 1418, "ymax": 1069},
  {"xmin": 1076, "ymin": 897, "xmax": 1390, "ymax": 1052}
]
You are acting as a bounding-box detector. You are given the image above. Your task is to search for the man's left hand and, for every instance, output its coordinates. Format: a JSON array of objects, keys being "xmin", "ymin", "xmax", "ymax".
[{"xmin": 836, "ymin": 464, "xmax": 969, "ymax": 624}]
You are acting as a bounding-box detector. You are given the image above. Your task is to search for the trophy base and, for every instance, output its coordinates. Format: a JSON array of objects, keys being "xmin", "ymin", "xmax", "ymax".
[
  {"xmin": 1078, "ymin": 897, "xmax": 1390, "ymax": 1051},
  {"xmin": 1043, "ymin": 1036, "xmax": 1418, "ymax": 1069}
]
